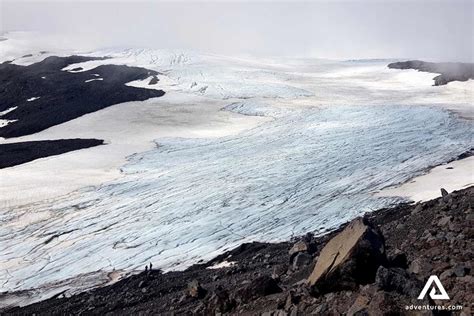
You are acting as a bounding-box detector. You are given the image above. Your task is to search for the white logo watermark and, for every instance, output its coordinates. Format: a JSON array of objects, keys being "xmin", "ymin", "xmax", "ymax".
[
  {"xmin": 418, "ymin": 275, "xmax": 450, "ymax": 300},
  {"xmin": 406, "ymin": 274, "xmax": 462, "ymax": 312}
]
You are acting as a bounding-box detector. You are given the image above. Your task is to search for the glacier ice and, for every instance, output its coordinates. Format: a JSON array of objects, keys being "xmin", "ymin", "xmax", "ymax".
[
  {"xmin": 1, "ymin": 104, "xmax": 471, "ymax": 296},
  {"xmin": 0, "ymin": 42, "xmax": 472, "ymax": 303}
]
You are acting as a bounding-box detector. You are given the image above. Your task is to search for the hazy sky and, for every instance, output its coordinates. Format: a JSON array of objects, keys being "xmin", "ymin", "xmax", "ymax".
[{"xmin": 1, "ymin": 0, "xmax": 473, "ymax": 61}]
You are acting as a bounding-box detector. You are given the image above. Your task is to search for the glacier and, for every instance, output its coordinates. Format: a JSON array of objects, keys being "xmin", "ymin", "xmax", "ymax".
[
  {"xmin": 0, "ymin": 39, "xmax": 472, "ymax": 305},
  {"xmin": 1, "ymin": 103, "xmax": 471, "ymax": 297}
]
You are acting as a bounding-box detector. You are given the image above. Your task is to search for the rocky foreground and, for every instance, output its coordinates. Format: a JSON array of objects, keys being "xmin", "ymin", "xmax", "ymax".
[
  {"xmin": 5, "ymin": 187, "xmax": 473, "ymax": 315},
  {"xmin": 388, "ymin": 60, "xmax": 474, "ymax": 86}
]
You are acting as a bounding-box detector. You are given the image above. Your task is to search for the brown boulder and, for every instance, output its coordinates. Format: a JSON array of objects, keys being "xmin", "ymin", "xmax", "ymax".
[
  {"xmin": 187, "ymin": 279, "xmax": 206, "ymax": 299},
  {"xmin": 307, "ymin": 218, "xmax": 386, "ymax": 294},
  {"xmin": 347, "ymin": 292, "xmax": 371, "ymax": 316},
  {"xmin": 289, "ymin": 240, "xmax": 308, "ymax": 257}
]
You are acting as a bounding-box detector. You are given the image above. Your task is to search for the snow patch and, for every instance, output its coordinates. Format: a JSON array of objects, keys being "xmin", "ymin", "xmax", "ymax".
[
  {"xmin": 377, "ymin": 156, "xmax": 474, "ymax": 202},
  {"xmin": 0, "ymin": 106, "xmax": 17, "ymax": 116},
  {"xmin": 207, "ymin": 261, "xmax": 237, "ymax": 269},
  {"xmin": 84, "ymin": 78, "xmax": 103, "ymax": 83},
  {"xmin": 0, "ymin": 119, "xmax": 18, "ymax": 128},
  {"xmin": 125, "ymin": 76, "xmax": 162, "ymax": 90}
]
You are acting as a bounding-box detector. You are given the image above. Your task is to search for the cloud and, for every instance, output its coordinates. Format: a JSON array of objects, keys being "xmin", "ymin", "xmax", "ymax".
[{"xmin": 1, "ymin": 0, "xmax": 472, "ymax": 61}]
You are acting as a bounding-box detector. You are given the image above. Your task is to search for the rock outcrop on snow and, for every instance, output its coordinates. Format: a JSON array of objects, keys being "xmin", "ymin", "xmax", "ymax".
[
  {"xmin": 0, "ymin": 55, "xmax": 165, "ymax": 138},
  {"xmin": 388, "ymin": 60, "xmax": 474, "ymax": 86},
  {"xmin": 0, "ymin": 139, "xmax": 104, "ymax": 169}
]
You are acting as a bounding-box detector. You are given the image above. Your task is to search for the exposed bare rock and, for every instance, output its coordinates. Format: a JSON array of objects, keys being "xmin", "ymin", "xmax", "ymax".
[
  {"xmin": 149, "ymin": 76, "xmax": 159, "ymax": 85},
  {"xmin": 307, "ymin": 218, "xmax": 386, "ymax": 294},
  {"xmin": 288, "ymin": 240, "xmax": 308, "ymax": 258},
  {"xmin": 386, "ymin": 249, "xmax": 408, "ymax": 269},
  {"xmin": 388, "ymin": 60, "xmax": 474, "ymax": 85},
  {"xmin": 234, "ymin": 276, "xmax": 282, "ymax": 303},
  {"xmin": 438, "ymin": 215, "xmax": 452, "ymax": 226},
  {"xmin": 271, "ymin": 264, "xmax": 288, "ymax": 280},
  {"xmin": 205, "ymin": 285, "xmax": 234, "ymax": 313},
  {"xmin": 187, "ymin": 279, "xmax": 206, "ymax": 299},
  {"xmin": 291, "ymin": 253, "xmax": 312, "ymax": 270},
  {"xmin": 347, "ymin": 292, "xmax": 371, "ymax": 316},
  {"xmin": 0, "ymin": 55, "xmax": 165, "ymax": 138},
  {"xmin": 441, "ymin": 188, "xmax": 449, "ymax": 197},
  {"xmin": 375, "ymin": 266, "xmax": 421, "ymax": 297},
  {"xmin": 0, "ymin": 139, "xmax": 104, "ymax": 169}
]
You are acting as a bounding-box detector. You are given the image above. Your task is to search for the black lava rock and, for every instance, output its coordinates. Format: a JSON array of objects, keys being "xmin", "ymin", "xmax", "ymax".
[{"xmin": 0, "ymin": 55, "xmax": 165, "ymax": 138}]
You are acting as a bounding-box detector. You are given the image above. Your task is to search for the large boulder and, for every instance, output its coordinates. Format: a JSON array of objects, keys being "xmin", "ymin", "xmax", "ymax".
[{"xmin": 307, "ymin": 218, "xmax": 386, "ymax": 294}]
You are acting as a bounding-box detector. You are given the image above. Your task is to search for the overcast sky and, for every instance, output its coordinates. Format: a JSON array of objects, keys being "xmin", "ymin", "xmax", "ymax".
[{"xmin": 1, "ymin": 0, "xmax": 473, "ymax": 61}]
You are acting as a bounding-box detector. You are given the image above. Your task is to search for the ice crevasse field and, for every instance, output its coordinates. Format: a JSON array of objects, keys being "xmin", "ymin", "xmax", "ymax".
[{"xmin": 0, "ymin": 42, "xmax": 473, "ymax": 303}]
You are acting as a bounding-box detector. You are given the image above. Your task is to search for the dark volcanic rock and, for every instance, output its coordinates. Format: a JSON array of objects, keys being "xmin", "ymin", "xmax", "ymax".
[
  {"xmin": 387, "ymin": 60, "xmax": 474, "ymax": 85},
  {"xmin": 456, "ymin": 148, "xmax": 474, "ymax": 160},
  {"xmin": 375, "ymin": 266, "xmax": 421, "ymax": 297},
  {"xmin": 440, "ymin": 188, "xmax": 449, "ymax": 197},
  {"xmin": 206, "ymin": 285, "xmax": 235, "ymax": 313},
  {"xmin": 453, "ymin": 264, "xmax": 469, "ymax": 277},
  {"xmin": 387, "ymin": 250, "xmax": 408, "ymax": 269},
  {"xmin": 235, "ymin": 276, "xmax": 282, "ymax": 303},
  {"xmin": 446, "ymin": 148, "xmax": 474, "ymax": 163},
  {"xmin": 0, "ymin": 139, "xmax": 104, "ymax": 168},
  {"xmin": 0, "ymin": 55, "xmax": 165, "ymax": 138},
  {"xmin": 291, "ymin": 252, "xmax": 312, "ymax": 270},
  {"xmin": 149, "ymin": 76, "xmax": 159, "ymax": 85}
]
